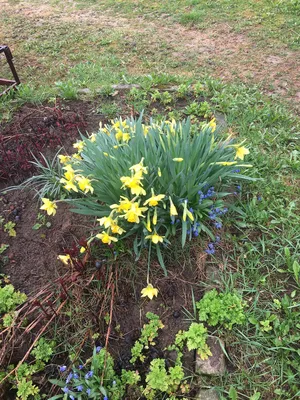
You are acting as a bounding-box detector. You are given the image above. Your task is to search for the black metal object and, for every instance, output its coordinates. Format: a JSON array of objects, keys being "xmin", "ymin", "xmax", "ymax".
[{"xmin": 0, "ymin": 45, "xmax": 20, "ymax": 96}]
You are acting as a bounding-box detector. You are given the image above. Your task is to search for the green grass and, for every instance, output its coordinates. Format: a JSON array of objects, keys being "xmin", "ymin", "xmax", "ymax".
[{"xmin": 76, "ymin": 0, "xmax": 300, "ymax": 49}]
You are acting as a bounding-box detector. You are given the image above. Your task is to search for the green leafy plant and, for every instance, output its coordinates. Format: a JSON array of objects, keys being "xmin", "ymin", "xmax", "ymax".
[
  {"xmin": 185, "ymin": 101, "xmax": 212, "ymax": 118},
  {"xmin": 176, "ymin": 84, "xmax": 190, "ymax": 99},
  {"xmin": 31, "ymin": 338, "xmax": 55, "ymax": 362},
  {"xmin": 171, "ymin": 322, "xmax": 211, "ymax": 361},
  {"xmin": 32, "ymin": 213, "xmax": 51, "ymax": 230},
  {"xmin": 131, "ymin": 312, "xmax": 164, "ymax": 363},
  {"xmin": 2, "ymin": 338, "xmax": 55, "ymax": 400},
  {"xmin": 144, "ymin": 358, "xmax": 187, "ymax": 400},
  {"xmin": 0, "ymin": 283, "xmax": 27, "ymax": 314},
  {"xmin": 4, "ymin": 221, "xmax": 16, "ymax": 237},
  {"xmin": 197, "ymin": 289, "xmax": 246, "ymax": 329},
  {"xmin": 16, "ymin": 379, "xmax": 40, "ymax": 400},
  {"xmin": 0, "ymin": 243, "xmax": 9, "ymax": 254}
]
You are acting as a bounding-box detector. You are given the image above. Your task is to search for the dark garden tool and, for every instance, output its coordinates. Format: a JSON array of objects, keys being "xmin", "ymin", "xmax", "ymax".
[{"xmin": 0, "ymin": 45, "xmax": 20, "ymax": 96}]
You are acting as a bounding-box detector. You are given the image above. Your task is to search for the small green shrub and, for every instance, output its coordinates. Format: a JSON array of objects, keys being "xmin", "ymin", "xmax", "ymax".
[
  {"xmin": 130, "ymin": 312, "xmax": 164, "ymax": 363},
  {"xmin": 0, "ymin": 283, "xmax": 27, "ymax": 314},
  {"xmin": 197, "ymin": 289, "xmax": 246, "ymax": 329}
]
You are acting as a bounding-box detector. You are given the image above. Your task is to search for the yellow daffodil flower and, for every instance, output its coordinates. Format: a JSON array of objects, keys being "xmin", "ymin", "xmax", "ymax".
[
  {"xmin": 235, "ymin": 146, "xmax": 250, "ymax": 160},
  {"xmin": 129, "ymin": 158, "xmax": 148, "ymax": 175},
  {"xmin": 215, "ymin": 161, "xmax": 237, "ymax": 166},
  {"xmin": 58, "ymin": 155, "xmax": 70, "ymax": 164},
  {"xmin": 110, "ymin": 196, "xmax": 132, "ymax": 213},
  {"xmin": 73, "ymin": 140, "xmax": 85, "ymax": 153},
  {"xmin": 146, "ymin": 211, "xmax": 152, "ymax": 232},
  {"xmin": 142, "ymin": 124, "xmax": 149, "ymax": 136},
  {"xmin": 110, "ymin": 222, "xmax": 125, "ymax": 235},
  {"xmin": 145, "ymin": 232, "xmax": 164, "ymax": 244},
  {"xmin": 76, "ymin": 176, "xmax": 94, "ymax": 194},
  {"xmin": 152, "ymin": 208, "xmax": 157, "ymax": 225},
  {"xmin": 169, "ymin": 197, "xmax": 178, "ymax": 216},
  {"xmin": 98, "ymin": 216, "xmax": 114, "ymax": 229},
  {"xmin": 144, "ymin": 190, "xmax": 165, "ymax": 207},
  {"xmin": 120, "ymin": 173, "xmax": 146, "ymax": 196},
  {"xmin": 63, "ymin": 164, "xmax": 75, "ymax": 181},
  {"xmin": 80, "ymin": 247, "xmax": 86, "ymax": 254},
  {"xmin": 40, "ymin": 198, "xmax": 57, "ymax": 216},
  {"xmin": 208, "ymin": 118, "xmax": 217, "ymax": 132},
  {"xmin": 72, "ymin": 153, "xmax": 82, "ymax": 161},
  {"xmin": 141, "ymin": 283, "xmax": 159, "ymax": 300},
  {"xmin": 57, "ymin": 254, "xmax": 72, "ymax": 265},
  {"xmin": 115, "ymin": 130, "xmax": 131, "ymax": 142},
  {"xmin": 112, "ymin": 120, "xmax": 129, "ymax": 130},
  {"xmin": 122, "ymin": 202, "xmax": 148, "ymax": 224},
  {"xmin": 103, "ymin": 152, "xmax": 109, "ymax": 157},
  {"xmin": 96, "ymin": 231, "xmax": 118, "ymax": 245},
  {"xmin": 182, "ymin": 200, "xmax": 194, "ymax": 222},
  {"xmin": 89, "ymin": 133, "xmax": 97, "ymax": 143},
  {"xmin": 173, "ymin": 158, "xmax": 184, "ymax": 162},
  {"xmin": 60, "ymin": 178, "xmax": 78, "ymax": 192}
]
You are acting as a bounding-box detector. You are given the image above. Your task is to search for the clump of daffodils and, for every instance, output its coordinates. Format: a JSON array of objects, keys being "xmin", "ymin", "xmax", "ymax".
[{"xmin": 38, "ymin": 115, "xmax": 253, "ymax": 270}]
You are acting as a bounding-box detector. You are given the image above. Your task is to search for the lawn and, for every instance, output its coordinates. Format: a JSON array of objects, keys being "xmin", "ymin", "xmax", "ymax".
[{"xmin": 0, "ymin": 0, "xmax": 300, "ymax": 399}]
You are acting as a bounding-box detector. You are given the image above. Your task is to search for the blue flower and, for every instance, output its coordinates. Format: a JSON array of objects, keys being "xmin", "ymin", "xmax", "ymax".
[
  {"xmin": 73, "ymin": 373, "xmax": 79, "ymax": 379},
  {"xmin": 215, "ymin": 222, "xmax": 222, "ymax": 229},
  {"xmin": 189, "ymin": 207, "xmax": 194, "ymax": 213},
  {"xmin": 85, "ymin": 370, "xmax": 93, "ymax": 379},
  {"xmin": 257, "ymin": 195, "xmax": 262, "ymax": 201},
  {"xmin": 215, "ymin": 236, "xmax": 221, "ymax": 243},
  {"xmin": 78, "ymin": 365, "xmax": 83, "ymax": 370},
  {"xmin": 66, "ymin": 373, "xmax": 73, "ymax": 384},
  {"xmin": 96, "ymin": 346, "xmax": 102, "ymax": 353},
  {"xmin": 193, "ymin": 230, "xmax": 199, "ymax": 237},
  {"xmin": 70, "ymin": 396, "xmax": 75, "ymax": 400},
  {"xmin": 205, "ymin": 248, "xmax": 215, "ymax": 255},
  {"xmin": 77, "ymin": 385, "xmax": 83, "ymax": 392},
  {"xmin": 104, "ymin": 396, "xmax": 108, "ymax": 400},
  {"xmin": 62, "ymin": 386, "xmax": 69, "ymax": 394},
  {"xmin": 86, "ymin": 388, "xmax": 91, "ymax": 395},
  {"xmin": 59, "ymin": 365, "xmax": 67, "ymax": 372}
]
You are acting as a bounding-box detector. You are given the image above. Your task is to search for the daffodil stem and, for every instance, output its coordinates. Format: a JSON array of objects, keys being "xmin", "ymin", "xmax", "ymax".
[{"xmin": 147, "ymin": 242, "xmax": 152, "ymax": 284}]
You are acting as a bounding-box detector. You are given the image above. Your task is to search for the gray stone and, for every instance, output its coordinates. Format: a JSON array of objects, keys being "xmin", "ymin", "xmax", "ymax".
[
  {"xmin": 196, "ymin": 389, "xmax": 219, "ymax": 400},
  {"xmin": 195, "ymin": 336, "xmax": 226, "ymax": 376},
  {"xmin": 78, "ymin": 88, "xmax": 91, "ymax": 94},
  {"xmin": 205, "ymin": 265, "xmax": 221, "ymax": 285}
]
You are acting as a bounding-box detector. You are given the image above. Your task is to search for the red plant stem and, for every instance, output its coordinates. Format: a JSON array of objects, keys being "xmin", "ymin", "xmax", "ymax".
[
  {"xmin": 35, "ymin": 300, "xmax": 52, "ymax": 319},
  {"xmin": 59, "ymin": 279, "xmax": 70, "ymax": 298}
]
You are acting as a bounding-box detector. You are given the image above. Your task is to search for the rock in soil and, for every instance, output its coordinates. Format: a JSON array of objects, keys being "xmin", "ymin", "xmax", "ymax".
[
  {"xmin": 196, "ymin": 388, "xmax": 220, "ymax": 400},
  {"xmin": 195, "ymin": 336, "xmax": 226, "ymax": 376}
]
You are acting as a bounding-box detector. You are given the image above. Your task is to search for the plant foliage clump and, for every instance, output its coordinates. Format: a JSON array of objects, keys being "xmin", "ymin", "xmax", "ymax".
[
  {"xmin": 196, "ymin": 289, "xmax": 246, "ymax": 329},
  {"xmin": 28, "ymin": 115, "xmax": 253, "ymax": 270}
]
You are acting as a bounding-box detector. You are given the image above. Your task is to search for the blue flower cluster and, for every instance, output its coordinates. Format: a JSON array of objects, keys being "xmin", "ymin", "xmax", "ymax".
[
  {"xmin": 57, "ymin": 346, "xmax": 108, "ymax": 400},
  {"xmin": 208, "ymin": 206, "xmax": 228, "ymax": 229},
  {"xmin": 198, "ymin": 186, "xmax": 215, "ymax": 204},
  {"xmin": 205, "ymin": 235, "xmax": 221, "ymax": 255},
  {"xmin": 187, "ymin": 221, "xmax": 201, "ymax": 237}
]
